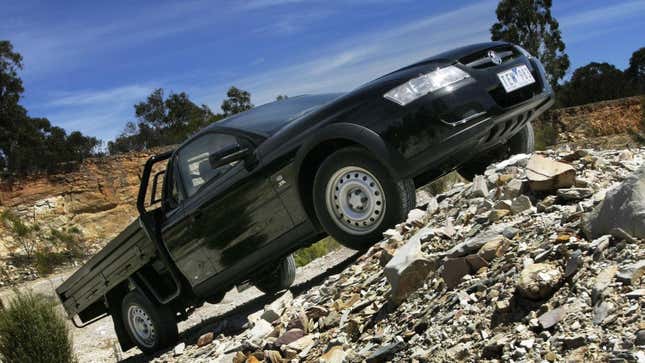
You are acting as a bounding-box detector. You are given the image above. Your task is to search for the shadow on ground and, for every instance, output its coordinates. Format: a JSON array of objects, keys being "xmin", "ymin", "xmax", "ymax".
[{"xmin": 121, "ymin": 251, "xmax": 361, "ymax": 362}]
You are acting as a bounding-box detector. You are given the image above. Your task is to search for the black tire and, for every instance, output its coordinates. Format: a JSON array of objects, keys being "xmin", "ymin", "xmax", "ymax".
[
  {"xmin": 253, "ymin": 254, "xmax": 296, "ymax": 294},
  {"xmin": 312, "ymin": 147, "xmax": 415, "ymax": 250},
  {"xmin": 458, "ymin": 122, "xmax": 535, "ymax": 180},
  {"xmin": 121, "ymin": 290, "xmax": 178, "ymax": 354}
]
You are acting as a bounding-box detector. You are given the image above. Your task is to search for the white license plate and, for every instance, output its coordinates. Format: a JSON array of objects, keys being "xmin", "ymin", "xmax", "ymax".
[{"xmin": 497, "ymin": 65, "xmax": 535, "ymax": 93}]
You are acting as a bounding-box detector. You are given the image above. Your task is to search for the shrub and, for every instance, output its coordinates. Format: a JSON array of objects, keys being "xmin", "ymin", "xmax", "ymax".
[
  {"xmin": 0, "ymin": 291, "xmax": 76, "ymax": 363},
  {"xmin": 294, "ymin": 237, "xmax": 341, "ymax": 267},
  {"xmin": 34, "ymin": 248, "xmax": 67, "ymax": 276},
  {"xmin": 0, "ymin": 210, "xmax": 37, "ymax": 258}
]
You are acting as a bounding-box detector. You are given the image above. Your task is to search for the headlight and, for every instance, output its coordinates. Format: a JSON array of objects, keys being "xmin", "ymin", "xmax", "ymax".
[{"xmin": 384, "ymin": 65, "xmax": 470, "ymax": 106}]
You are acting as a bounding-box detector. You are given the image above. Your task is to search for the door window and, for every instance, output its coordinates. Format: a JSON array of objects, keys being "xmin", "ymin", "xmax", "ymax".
[{"xmin": 176, "ymin": 133, "xmax": 242, "ymax": 198}]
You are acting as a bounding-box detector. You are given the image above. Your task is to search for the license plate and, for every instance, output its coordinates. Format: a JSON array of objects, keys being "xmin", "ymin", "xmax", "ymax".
[{"xmin": 497, "ymin": 65, "xmax": 535, "ymax": 93}]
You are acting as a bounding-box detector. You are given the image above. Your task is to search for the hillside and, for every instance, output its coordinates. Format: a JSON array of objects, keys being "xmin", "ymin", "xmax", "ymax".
[{"xmin": 150, "ymin": 147, "xmax": 644, "ymax": 362}]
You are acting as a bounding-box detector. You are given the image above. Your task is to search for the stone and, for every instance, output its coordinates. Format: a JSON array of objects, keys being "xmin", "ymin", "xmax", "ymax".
[
  {"xmin": 173, "ymin": 342, "xmax": 185, "ymax": 356},
  {"xmin": 406, "ymin": 208, "xmax": 426, "ymax": 227},
  {"xmin": 635, "ymin": 330, "xmax": 645, "ymax": 346},
  {"xmin": 275, "ymin": 328, "xmax": 305, "ymax": 346},
  {"xmin": 196, "ymin": 332, "xmax": 214, "ymax": 347},
  {"xmin": 384, "ymin": 237, "xmax": 434, "ymax": 304},
  {"xmin": 526, "ymin": 155, "xmax": 576, "ymax": 192},
  {"xmin": 442, "ymin": 257, "xmax": 471, "ymax": 289},
  {"xmin": 365, "ymin": 341, "xmax": 404, "ymax": 363},
  {"xmin": 538, "ymin": 306, "xmax": 567, "ymax": 329},
  {"xmin": 557, "ymin": 187, "xmax": 594, "ymax": 201},
  {"xmin": 477, "ymin": 235, "xmax": 510, "ymax": 262},
  {"xmin": 591, "ymin": 265, "xmax": 618, "ymax": 304},
  {"xmin": 470, "ymin": 175, "xmax": 489, "ymax": 197},
  {"xmin": 510, "ymin": 195, "xmax": 532, "ymax": 214},
  {"xmin": 494, "ymin": 199, "xmax": 512, "ymax": 211},
  {"xmin": 593, "ymin": 301, "xmax": 614, "ymax": 325},
  {"xmin": 287, "ymin": 334, "xmax": 314, "ymax": 351},
  {"xmin": 616, "ymin": 260, "xmax": 645, "ymax": 285},
  {"xmin": 561, "ymin": 335, "xmax": 586, "ymax": 349},
  {"xmin": 537, "ymin": 195, "xmax": 558, "ymax": 212},
  {"xmin": 249, "ymin": 319, "xmax": 273, "ymax": 340},
  {"xmin": 502, "ymin": 178, "xmax": 524, "ymax": 199},
  {"xmin": 583, "ymin": 164, "xmax": 645, "ymax": 239},
  {"xmin": 488, "ymin": 209, "xmax": 510, "ymax": 222},
  {"xmin": 465, "ymin": 254, "xmax": 489, "ymax": 272},
  {"xmin": 319, "ymin": 345, "xmax": 347, "ymax": 363},
  {"xmin": 517, "ymin": 263, "xmax": 562, "ymax": 300},
  {"xmin": 261, "ymin": 291, "xmax": 293, "ymax": 322}
]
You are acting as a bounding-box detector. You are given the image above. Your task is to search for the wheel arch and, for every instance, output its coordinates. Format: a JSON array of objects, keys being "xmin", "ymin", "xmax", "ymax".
[{"xmin": 294, "ymin": 123, "xmax": 403, "ymax": 229}]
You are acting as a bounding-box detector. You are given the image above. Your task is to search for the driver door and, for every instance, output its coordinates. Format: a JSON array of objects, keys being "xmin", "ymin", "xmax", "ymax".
[{"xmin": 163, "ymin": 132, "xmax": 293, "ymax": 286}]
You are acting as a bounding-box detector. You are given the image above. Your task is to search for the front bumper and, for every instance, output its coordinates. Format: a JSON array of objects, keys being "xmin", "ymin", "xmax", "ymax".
[{"xmin": 373, "ymin": 45, "xmax": 554, "ymax": 179}]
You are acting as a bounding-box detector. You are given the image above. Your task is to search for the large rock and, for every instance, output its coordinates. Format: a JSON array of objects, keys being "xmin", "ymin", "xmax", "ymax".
[
  {"xmin": 583, "ymin": 165, "xmax": 645, "ymax": 239},
  {"xmin": 526, "ymin": 155, "xmax": 576, "ymax": 192},
  {"xmin": 517, "ymin": 263, "xmax": 562, "ymax": 300},
  {"xmin": 384, "ymin": 237, "xmax": 434, "ymax": 304}
]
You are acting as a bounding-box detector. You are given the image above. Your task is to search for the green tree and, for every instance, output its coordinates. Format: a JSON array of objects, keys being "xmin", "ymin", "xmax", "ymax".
[
  {"xmin": 0, "ymin": 40, "xmax": 100, "ymax": 175},
  {"xmin": 557, "ymin": 62, "xmax": 629, "ymax": 107},
  {"xmin": 109, "ymin": 88, "xmax": 215, "ymax": 154},
  {"xmin": 276, "ymin": 94, "xmax": 288, "ymax": 101},
  {"xmin": 221, "ymin": 86, "xmax": 253, "ymax": 116},
  {"xmin": 490, "ymin": 0, "xmax": 570, "ymax": 89},
  {"xmin": 626, "ymin": 47, "xmax": 645, "ymax": 94}
]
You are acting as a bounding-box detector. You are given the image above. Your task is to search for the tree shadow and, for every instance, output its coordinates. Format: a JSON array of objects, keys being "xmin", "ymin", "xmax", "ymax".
[{"xmin": 121, "ymin": 251, "xmax": 361, "ymax": 362}]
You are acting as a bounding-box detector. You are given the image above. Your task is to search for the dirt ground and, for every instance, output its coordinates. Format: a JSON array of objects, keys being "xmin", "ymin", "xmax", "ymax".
[{"xmin": 0, "ymin": 248, "xmax": 359, "ymax": 362}]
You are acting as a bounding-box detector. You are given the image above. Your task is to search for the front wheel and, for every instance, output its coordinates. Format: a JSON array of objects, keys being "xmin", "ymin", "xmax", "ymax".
[
  {"xmin": 313, "ymin": 147, "xmax": 415, "ymax": 250},
  {"xmin": 121, "ymin": 290, "xmax": 178, "ymax": 354}
]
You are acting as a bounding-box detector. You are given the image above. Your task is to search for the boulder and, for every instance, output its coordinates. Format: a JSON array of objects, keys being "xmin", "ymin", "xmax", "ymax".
[
  {"xmin": 526, "ymin": 155, "xmax": 576, "ymax": 192},
  {"xmin": 517, "ymin": 263, "xmax": 562, "ymax": 300},
  {"xmin": 384, "ymin": 238, "xmax": 434, "ymax": 304},
  {"xmin": 583, "ymin": 165, "xmax": 645, "ymax": 239}
]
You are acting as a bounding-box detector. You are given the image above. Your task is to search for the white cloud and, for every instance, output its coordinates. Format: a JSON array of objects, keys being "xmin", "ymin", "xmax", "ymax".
[
  {"xmin": 201, "ymin": 0, "xmax": 496, "ymax": 105},
  {"xmin": 560, "ymin": 0, "xmax": 645, "ymax": 29}
]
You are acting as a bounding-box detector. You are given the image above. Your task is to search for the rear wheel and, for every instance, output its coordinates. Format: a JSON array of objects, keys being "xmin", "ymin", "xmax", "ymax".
[
  {"xmin": 313, "ymin": 147, "xmax": 415, "ymax": 250},
  {"xmin": 121, "ymin": 290, "xmax": 178, "ymax": 354},
  {"xmin": 458, "ymin": 122, "xmax": 535, "ymax": 180},
  {"xmin": 253, "ymin": 254, "xmax": 296, "ymax": 294}
]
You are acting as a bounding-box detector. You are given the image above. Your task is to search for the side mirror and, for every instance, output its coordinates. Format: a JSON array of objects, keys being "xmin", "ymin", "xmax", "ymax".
[{"xmin": 209, "ymin": 145, "xmax": 251, "ymax": 169}]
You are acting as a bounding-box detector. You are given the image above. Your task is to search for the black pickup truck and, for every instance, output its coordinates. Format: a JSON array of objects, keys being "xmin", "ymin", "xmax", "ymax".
[{"xmin": 57, "ymin": 42, "xmax": 553, "ymax": 353}]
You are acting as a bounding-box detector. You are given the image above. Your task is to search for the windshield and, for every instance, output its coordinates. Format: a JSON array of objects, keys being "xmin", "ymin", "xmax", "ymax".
[{"xmin": 216, "ymin": 93, "xmax": 342, "ymax": 135}]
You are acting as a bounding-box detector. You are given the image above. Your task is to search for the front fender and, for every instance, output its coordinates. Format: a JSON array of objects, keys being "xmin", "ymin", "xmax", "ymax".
[{"xmin": 294, "ymin": 122, "xmax": 405, "ymax": 179}]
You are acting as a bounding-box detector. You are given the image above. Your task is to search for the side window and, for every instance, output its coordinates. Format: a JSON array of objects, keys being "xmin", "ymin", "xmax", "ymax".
[
  {"xmin": 176, "ymin": 133, "xmax": 242, "ymax": 198},
  {"xmin": 164, "ymin": 161, "xmax": 182, "ymax": 211}
]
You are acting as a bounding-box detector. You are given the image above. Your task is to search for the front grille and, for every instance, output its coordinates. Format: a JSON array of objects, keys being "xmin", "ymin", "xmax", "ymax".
[{"xmin": 459, "ymin": 45, "xmax": 519, "ymax": 69}]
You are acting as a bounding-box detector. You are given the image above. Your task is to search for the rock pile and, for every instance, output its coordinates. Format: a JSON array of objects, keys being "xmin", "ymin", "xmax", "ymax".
[{"xmin": 153, "ymin": 148, "xmax": 644, "ymax": 363}]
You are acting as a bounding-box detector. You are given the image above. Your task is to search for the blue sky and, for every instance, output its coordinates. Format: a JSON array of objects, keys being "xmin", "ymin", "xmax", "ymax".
[{"xmin": 2, "ymin": 0, "xmax": 644, "ymax": 142}]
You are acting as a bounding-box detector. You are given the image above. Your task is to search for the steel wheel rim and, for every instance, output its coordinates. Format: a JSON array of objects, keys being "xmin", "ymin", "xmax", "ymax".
[
  {"xmin": 325, "ymin": 166, "xmax": 386, "ymax": 235},
  {"xmin": 127, "ymin": 305, "xmax": 156, "ymax": 348}
]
